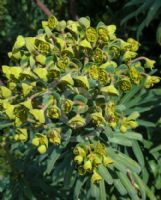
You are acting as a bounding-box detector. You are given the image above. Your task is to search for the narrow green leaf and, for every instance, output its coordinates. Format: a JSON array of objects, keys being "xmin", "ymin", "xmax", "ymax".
[
  {"xmin": 126, "ymin": 106, "xmax": 151, "ymax": 114},
  {"xmin": 74, "ymin": 177, "xmax": 86, "ymax": 199},
  {"xmin": 45, "ymin": 147, "xmax": 62, "ymax": 174},
  {"xmin": 113, "ymin": 179, "xmax": 127, "ymax": 195},
  {"xmin": 114, "ymin": 160, "xmax": 127, "ymax": 174},
  {"xmin": 121, "ymin": 1, "xmax": 152, "ymax": 25},
  {"xmin": 132, "ymin": 141, "xmax": 145, "ymax": 167},
  {"xmin": 145, "ymin": 0, "xmax": 161, "ymax": 26},
  {"xmin": 150, "ymin": 144, "xmax": 161, "ymax": 154},
  {"xmin": 137, "ymin": 120, "xmax": 155, "ymax": 127},
  {"xmin": 109, "ymin": 135, "xmax": 132, "ymax": 146},
  {"xmin": 119, "ymin": 85, "xmax": 141, "ymax": 105},
  {"xmin": 156, "ymin": 22, "xmax": 161, "ymax": 45},
  {"xmin": 90, "ymin": 183, "xmax": 99, "ymax": 199},
  {"xmin": 103, "ymin": 124, "xmax": 113, "ymax": 138},
  {"xmin": 98, "ymin": 165, "xmax": 113, "ymax": 185},
  {"xmin": 99, "ymin": 180, "xmax": 106, "ymax": 200},
  {"xmin": 118, "ymin": 172, "xmax": 139, "ymax": 200},
  {"xmin": 115, "ymin": 153, "xmax": 141, "ymax": 173},
  {"xmin": 63, "ymin": 157, "xmax": 74, "ymax": 188},
  {"xmin": 114, "ymin": 132, "xmax": 143, "ymax": 141},
  {"xmin": 132, "ymin": 173, "xmax": 156, "ymax": 200},
  {"xmin": 0, "ymin": 122, "xmax": 13, "ymax": 130}
]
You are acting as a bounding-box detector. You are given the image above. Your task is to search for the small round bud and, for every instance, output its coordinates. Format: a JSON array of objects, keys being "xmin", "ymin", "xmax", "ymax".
[
  {"xmin": 83, "ymin": 160, "xmax": 92, "ymax": 171},
  {"xmin": 32, "ymin": 138, "xmax": 40, "ymax": 146},
  {"xmin": 86, "ymin": 27, "xmax": 97, "ymax": 43},
  {"xmin": 91, "ymin": 171, "xmax": 102, "ymax": 184},
  {"xmin": 119, "ymin": 78, "xmax": 132, "ymax": 92},
  {"xmin": 37, "ymin": 145, "xmax": 47, "ymax": 154}
]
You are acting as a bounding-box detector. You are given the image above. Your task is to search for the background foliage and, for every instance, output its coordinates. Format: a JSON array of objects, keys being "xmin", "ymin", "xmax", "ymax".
[{"xmin": 0, "ymin": 0, "xmax": 161, "ymax": 69}]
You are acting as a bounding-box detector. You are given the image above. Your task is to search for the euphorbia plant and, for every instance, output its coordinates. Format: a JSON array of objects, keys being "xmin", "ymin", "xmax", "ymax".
[{"xmin": 0, "ymin": 15, "xmax": 160, "ymax": 199}]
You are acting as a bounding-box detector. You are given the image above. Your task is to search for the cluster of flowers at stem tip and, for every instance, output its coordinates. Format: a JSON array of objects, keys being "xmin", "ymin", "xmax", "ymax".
[
  {"xmin": 0, "ymin": 15, "xmax": 160, "ymax": 153},
  {"xmin": 73, "ymin": 143, "xmax": 113, "ymax": 184}
]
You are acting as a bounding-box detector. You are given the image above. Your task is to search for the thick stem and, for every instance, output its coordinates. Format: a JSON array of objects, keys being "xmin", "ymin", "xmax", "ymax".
[
  {"xmin": 34, "ymin": 0, "xmax": 52, "ymax": 17},
  {"xmin": 69, "ymin": 0, "xmax": 78, "ymax": 20}
]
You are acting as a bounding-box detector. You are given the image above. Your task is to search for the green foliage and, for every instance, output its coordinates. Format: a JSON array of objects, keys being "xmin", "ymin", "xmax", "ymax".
[
  {"xmin": 120, "ymin": 0, "xmax": 161, "ymax": 44},
  {"xmin": 0, "ymin": 15, "xmax": 161, "ymax": 199}
]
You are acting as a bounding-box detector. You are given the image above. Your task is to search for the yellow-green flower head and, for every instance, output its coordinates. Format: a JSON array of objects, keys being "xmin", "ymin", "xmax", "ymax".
[
  {"xmin": 128, "ymin": 67, "xmax": 141, "ymax": 85},
  {"xmin": 83, "ymin": 160, "xmax": 92, "ymax": 171},
  {"xmin": 101, "ymin": 85, "xmax": 119, "ymax": 96},
  {"xmin": 60, "ymin": 73, "xmax": 74, "ymax": 86},
  {"xmin": 92, "ymin": 48, "xmax": 103, "ymax": 63},
  {"xmin": 93, "ymin": 154, "xmax": 102, "ymax": 165},
  {"xmin": 13, "ymin": 35, "xmax": 25, "ymax": 50},
  {"xmin": 122, "ymin": 51, "xmax": 137, "ymax": 62},
  {"xmin": 74, "ymin": 76, "xmax": 89, "ymax": 89},
  {"xmin": 120, "ymin": 124, "xmax": 127, "ymax": 133},
  {"xmin": 68, "ymin": 114, "xmax": 86, "ymax": 129},
  {"xmin": 110, "ymin": 46, "xmax": 120, "ymax": 57},
  {"xmin": 91, "ymin": 171, "xmax": 102, "ymax": 184},
  {"xmin": 108, "ymin": 115, "xmax": 118, "ymax": 128},
  {"xmin": 103, "ymin": 156, "xmax": 113, "ymax": 167},
  {"xmin": 120, "ymin": 117, "xmax": 129, "ymax": 133},
  {"xmin": 8, "ymin": 50, "xmax": 22, "ymax": 60},
  {"xmin": 32, "ymin": 134, "xmax": 48, "ymax": 146},
  {"xmin": 107, "ymin": 25, "xmax": 116, "ymax": 40},
  {"xmin": 32, "ymin": 134, "xmax": 48, "ymax": 154},
  {"xmin": 87, "ymin": 153, "xmax": 96, "ymax": 162},
  {"xmin": 57, "ymin": 56, "xmax": 69, "ymax": 70},
  {"xmin": 14, "ymin": 105, "xmax": 28, "ymax": 121},
  {"xmin": 4, "ymin": 65, "xmax": 14, "ymax": 79},
  {"xmin": 74, "ymin": 155, "xmax": 84, "ymax": 165},
  {"xmin": 94, "ymin": 143, "xmax": 106, "ymax": 155},
  {"xmin": 88, "ymin": 65, "xmax": 99, "ymax": 80},
  {"xmin": 35, "ymin": 54, "xmax": 46, "ymax": 65},
  {"xmin": 129, "ymin": 120, "xmax": 138, "ymax": 128},
  {"xmin": 98, "ymin": 26, "xmax": 108, "ymax": 41},
  {"xmin": 144, "ymin": 75, "xmax": 160, "ymax": 88},
  {"xmin": 119, "ymin": 78, "xmax": 132, "ymax": 92},
  {"xmin": 100, "ymin": 61, "xmax": 118, "ymax": 69},
  {"xmin": 62, "ymin": 47, "xmax": 74, "ymax": 57},
  {"xmin": 48, "ymin": 128, "xmax": 61, "ymax": 145},
  {"xmin": 128, "ymin": 111, "xmax": 140, "ymax": 120},
  {"xmin": 32, "ymin": 137, "xmax": 40, "ymax": 146},
  {"xmin": 73, "ymin": 146, "xmax": 86, "ymax": 157},
  {"xmin": 8, "ymin": 82, "xmax": 17, "ymax": 90},
  {"xmin": 119, "ymin": 39, "xmax": 131, "ymax": 51},
  {"xmin": 14, "ymin": 128, "xmax": 28, "ymax": 142},
  {"xmin": 35, "ymin": 39, "xmax": 50, "ymax": 54},
  {"xmin": 78, "ymin": 166, "xmax": 86, "ymax": 176},
  {"xmin": 144, "ymin": 58, "xmax": 156, "ymax": 70},
  {"xmin": 37, "ymin": 145, "xmax": 47, "ymax": 154},
  {"xmin": 105, "ymin": 101, "xmax": 115, "ymax": 116},
  {"xmin": 47, "ymin": 105, "xmax": 61, "ymax": 119},
  {"xmin": 79, "ymin": 39, "xmax": 92, "ymax": 49},
  {"xmin": 120, "ymin": 114, "xmax": 138, "ymax": 133},
  {"xmin": 61, "ymin": 99, "xmax": 73, "ymax": 114},
  {"xmin": 98, "ymin": 69, "xmax": 110, "ymax": 85},
  {"xmin": 0, "ymin": 86, "xmax": 11, "ymax": 98},
  {"xmin": 48, "ymin": 66, "xmax": 60, "ymax": 79},
  {"xmin": 2, "ymin": 102, "xmax": 15, "ymax": 120},
  {"xmin": 127, "ymin": 38, "xmax": 140, "ymax": 52},
  {"xmin": 91, "ymin": 112, "xmax": 105, "ymax": 127},
  {"xmin": 86, "ymin": 27, "xmax": 98, "ymax": 43},
  {"xmin": 48, "ymin": 15, "xmax": 58, "ymax": 30}
]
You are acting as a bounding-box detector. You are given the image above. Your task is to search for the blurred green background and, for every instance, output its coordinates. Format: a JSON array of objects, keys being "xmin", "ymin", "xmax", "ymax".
[{"xmin": 0, "ymin": 0, "xmax": 161, "ymax": 73}]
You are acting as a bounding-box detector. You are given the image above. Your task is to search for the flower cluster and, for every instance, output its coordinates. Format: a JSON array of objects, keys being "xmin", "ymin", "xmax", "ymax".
[
  {"xmin": 73, "ymin": 143, "xmax": 113, "ymax": 183},
  {"xmin": 0, "ymin": 16, "xmax": 160, "ymax": 184}
]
